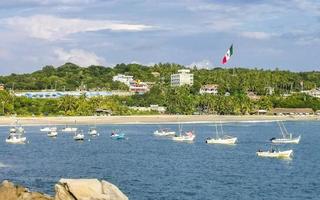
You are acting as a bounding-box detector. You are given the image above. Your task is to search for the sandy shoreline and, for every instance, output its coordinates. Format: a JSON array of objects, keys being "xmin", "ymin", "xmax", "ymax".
[{"xmin": 0, "ymin": 115, "xmax": 318, "ymax": 126}]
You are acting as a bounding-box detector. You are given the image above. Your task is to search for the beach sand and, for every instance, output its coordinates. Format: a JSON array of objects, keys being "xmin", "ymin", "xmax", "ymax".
[{"xmin": 0, "ymin": 115, "xmax": 318, "ymax": 126}]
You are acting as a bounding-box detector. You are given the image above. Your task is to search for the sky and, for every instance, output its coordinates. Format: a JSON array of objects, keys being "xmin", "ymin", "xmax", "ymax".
[{"xmin": 0, "ymin": 0, "xmax": 319, "ymax": 74}]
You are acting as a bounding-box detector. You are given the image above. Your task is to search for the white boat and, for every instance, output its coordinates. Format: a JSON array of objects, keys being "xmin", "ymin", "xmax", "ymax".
[
  {"xmin": 47, "ymin": 130, "xmax": 58, "ymax": 137},
  {"xmin": 206, "ymin": 123, "xmax": 237, "ymax": 145},
  {"xmin": 6, "ymin": 125, "xmax": 27, "ymax": 144},
  {"xmin": 172, "ymin": 131, "xmax": 196, "ymax": 142},
  {"xmin": 61, "ymin": 127, "xmax": 78, "ymax": 132},
  {"xmin": 41, "ymin": 127, "xmax": 57, "ymax": 132},
  {"xmin": 73, "ymin": 131, "xmax": 84, "ymax": 141},
  {"xmin": 271, "ymin": 122, "xmax": 301, "ymax": 144},
  {"xmin": 6, "ymin": 134, "xmax": 27, "ymax": 144},
  {"xmin": 88, "ymin": 127, "xmax": 98, "ymax": 136},
  {"xmin": 257, "ymin": 149, "xmax": 293, "ymax": 159},
  {"xmin": 153, "ymin": 128, "xmax": 176, "ymax": 137},
  {"xmin": 172, "ymin": 124, "xmax": 195, "ymax": 142}
]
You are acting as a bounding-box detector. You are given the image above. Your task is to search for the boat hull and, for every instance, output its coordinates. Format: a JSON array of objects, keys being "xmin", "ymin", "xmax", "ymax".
[
  {"xmin": 257, "ymin": 150, "xmax": 293, "ymax": 159},
  {"xmin": 47, "ymin": 131, "xmax": 58, "ymax": 137},
  {"xmin": 6, "ymin": 137, "xmax": 27, "ymax": 144},
  {"xmin": 62, "ymin": 128, "xmax": 78, "ymax": 132},
  {"xmin": 271, "ymin": 136, "xmax": 301, "ymax": 144},
  {"xmin": 153, "ymin": 130, "xmax": 176, "ymax": 137},
  {"xmin": 172, "ymin": 135, "xmax": 195, "ymax": 142},
  {"xmin": 206, "ymin": 137, "xmax": 237, "ymax": 144},
  {"xmin": 111, "ymin": 134, "xmax": 125, "ymax": 140}
]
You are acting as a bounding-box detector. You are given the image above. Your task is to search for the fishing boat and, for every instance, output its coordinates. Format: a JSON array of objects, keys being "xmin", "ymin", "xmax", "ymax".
[
  {"xmin": 6, "ymin": 126, "xmax": 26, "ymax": 144},
  {"xmin": 110, "ymin": 131, "xmax": 125, "ymax": 140},
  {"xmin": 88, "ymin": 127, "xmax": 98, "ymax": 136},
  {"xmin": 172, "ymin": 124, "xmax": 195, "ymax": 142},
  {"xmin": 206, "ymin": 123, "xmax": 237, "ymax": 145},
  {"xmin": 47, "ymin": 130, "xmax": 58, "ymax": 137},
  {"xmin": 256, "ymin": 149, "xmax": 293, "ymax": 159},
  {"xmin": 73, "ymin": 130, "xmax": 84, "ymax": 141},
  {"xmin": 270, "ymin": 122, "xmax": 301, "ymax": 144},
  {"xmin": 153, "ymin": 128, "xmax": 176, "ymax": 137}
]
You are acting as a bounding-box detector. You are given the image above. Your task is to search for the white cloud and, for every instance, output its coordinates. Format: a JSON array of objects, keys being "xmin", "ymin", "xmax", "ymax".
[
  {"xmin": 187, "ymin": 59, "xmax": 212, "ymax": 69},
  {"xmin": 240, "ymin": 31, "xmax": 273, "ymax": 40},
  {"xmin": 53, "ymin": 48, "xmax": 106, "ymax": 66},
  {"xmin": 209, "ymin": 19, "xmax": 242, "ymax": 32},
  {"xmin": 5, "ymin": 15, "xmax": 152, "ymax": 41}
]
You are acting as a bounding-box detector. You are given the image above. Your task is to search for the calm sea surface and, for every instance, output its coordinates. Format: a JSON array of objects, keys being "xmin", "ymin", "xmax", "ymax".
[{"xmin": 0, "ymin": 121, "xmax": 319, "ymax": 200}]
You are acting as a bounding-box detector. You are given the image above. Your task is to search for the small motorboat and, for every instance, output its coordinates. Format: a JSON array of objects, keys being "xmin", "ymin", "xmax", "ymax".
[
  {"xmin": 6, "ymin": 121, "xmax": 27, "ymax": 144},
  {"xmin": 47, "ymin": 130, "xmax": 58, "ymax": 137},
  {"xmin": 256, "ymin": 149, "xmax": 293, "ymax": 159},
  {"xmin": 110, "ymin": 131, "xmax": 125, "ymax": 140},
  {"xmin": 73, "ymin": 131, "xmax": 84, "ymax": 141},
  {"xmin": 153, "ymin": 128, "xmax": 176, "ymax": 137},
  {"xmin": 88, "ymin": 127, "xmax": 98, "ymax": 136},
  {"xmin": 172, "ymin": 131, "xmax": 196, "ymax": 142},
  {"xmin": 41, "ymin": 127, "xmax": 57, "ymax": 132},
  {"xmin": 6, "ymin": 134, "xmax": 27, "ymax": 144}
]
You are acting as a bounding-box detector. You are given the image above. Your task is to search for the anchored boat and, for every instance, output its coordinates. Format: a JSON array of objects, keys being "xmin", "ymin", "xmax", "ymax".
[
  {"xmin": 172, "ymin": 124, "xmax": 195, "ymax": 142},
  {"xmin": 257, "ymin": 149, "xmax": 293, "ymax": 159},
  {"xmin": 153, "ymin": 128, "xmax": 176, "ymax": 137},
  {"xmin": 206, "ymin": 123, "xmax": 237, "ymax": 145},
  {"xmin": 270, "ymin": 122, "xmax": 301, "ymax": 144}
]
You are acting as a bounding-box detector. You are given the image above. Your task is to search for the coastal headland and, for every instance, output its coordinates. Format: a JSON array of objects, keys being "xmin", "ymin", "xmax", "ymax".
[{"xmin": 0, "ymin": 115, "xmax": 318, "ymax": 126}]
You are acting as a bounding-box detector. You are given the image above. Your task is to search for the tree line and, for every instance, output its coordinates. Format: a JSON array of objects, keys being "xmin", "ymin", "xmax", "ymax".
[{"xmin": 0, "ymin": 62, "xmax": 319, "ymax": 116}]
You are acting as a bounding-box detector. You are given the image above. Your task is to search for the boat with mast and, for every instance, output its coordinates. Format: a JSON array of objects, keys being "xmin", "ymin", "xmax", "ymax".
[
  {"xmin": 270, "ymin": 122, "xmax": 301, "ymax": 144},
  {"xmin": 172, "ymin": 123, "xmax": 195, "ymax": 142},
  {"xmin": 88, "ymin": 118, "xmax": 99, "ymax": 136},
  {"xmin": 61, "ymin": 121, "xmax": 78, "ymax": 132},
  {"xmin": 206, "ymin": 122, "xmax": 237, "ymax": 144}
]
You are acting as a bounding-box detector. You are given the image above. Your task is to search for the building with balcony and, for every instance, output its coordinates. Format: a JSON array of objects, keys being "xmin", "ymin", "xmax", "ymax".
[{"xmin": 171, "ymin": 69, "xmax": 194, "ymax": 87}]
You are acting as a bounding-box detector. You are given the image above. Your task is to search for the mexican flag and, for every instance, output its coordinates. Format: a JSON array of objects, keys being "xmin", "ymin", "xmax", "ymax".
[{"xmin": 222, "ymin": 44, "xmax": 233, "ymax": 64}]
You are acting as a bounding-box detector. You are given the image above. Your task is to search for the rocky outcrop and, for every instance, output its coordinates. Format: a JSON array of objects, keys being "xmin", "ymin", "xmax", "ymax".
[
  {"xmin": 55, "ymin": 179, "xmax": 128, "ymax": 200},
  {"xmin": 0, "ymin": 180, "xmax": 53, "ymax": 200},
  {"xmin": 0, "ymin": 179, "xmax": 128, "ymax": 200}
]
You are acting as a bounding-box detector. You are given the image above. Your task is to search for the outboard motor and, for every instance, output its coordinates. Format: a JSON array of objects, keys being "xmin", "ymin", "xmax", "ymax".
[{"xmin": 270, "ymin": 137, "xmax": 276, "ymax": 141}]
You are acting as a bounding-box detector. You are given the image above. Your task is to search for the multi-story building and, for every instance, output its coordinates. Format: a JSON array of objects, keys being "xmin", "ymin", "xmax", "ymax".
[
  {"xmin": 112, "ymin": 74, "xmax": 134, "ymax": 86},
  {"xmin": 199, "ymin": 84, "xmax": 219, "ymax": 95},
  {"xmin": 171, "ymin": 69, "xmax": 194, "ymax": 87}
]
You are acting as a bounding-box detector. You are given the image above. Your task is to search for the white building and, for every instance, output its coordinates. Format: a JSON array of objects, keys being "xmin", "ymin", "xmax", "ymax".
[
  {"xmin": 171, "ymin": 69, "xmax": 194, "ymax": 87},
  {"xmin": 112, "ymin": 74, "xmax": 134, "ymax": 86},
  {"xmin": 302, "ymin": 88, "xmax": 320, "ymax": 98},
  {"xmin": 199, "ymin": 84, "xmax": 219, "ymax": 95}
]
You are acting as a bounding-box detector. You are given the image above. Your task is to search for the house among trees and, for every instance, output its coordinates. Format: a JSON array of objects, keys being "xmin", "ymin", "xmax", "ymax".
[
  {"xmin": 199, "ymin": 84, "xmax": 219, "ymax": 95},
  {"xmin": 302, "ymin": 88, "xmax": 320, "ymax": 98},
  {"xmin": 0, "ymin": 84, "xmax": 5, "ymax": 91}
]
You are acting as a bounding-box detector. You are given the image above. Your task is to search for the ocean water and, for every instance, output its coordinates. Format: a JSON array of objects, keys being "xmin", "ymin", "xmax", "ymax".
[{"xmin": 0, "ymin": 121, "xmax": 319, "ymax": 200}]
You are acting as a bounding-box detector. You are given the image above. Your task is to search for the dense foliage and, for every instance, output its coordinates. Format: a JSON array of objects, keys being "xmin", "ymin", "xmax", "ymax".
[{"xmin": 0, "ymin": 62, "xmax": 320, "ymax": 116}]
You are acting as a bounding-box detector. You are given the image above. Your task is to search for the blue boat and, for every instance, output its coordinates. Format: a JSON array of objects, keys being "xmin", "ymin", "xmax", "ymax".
[{"xmin": 110, "ymin": 132, "xmax": 125, "ymax": 140}]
